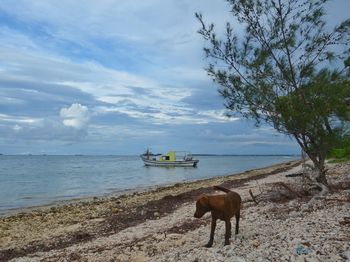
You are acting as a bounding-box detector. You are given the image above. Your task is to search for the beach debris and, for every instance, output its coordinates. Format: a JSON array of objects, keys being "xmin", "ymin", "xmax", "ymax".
[
  {"xmin": 295, "ymin": 244, "xmax": 312, "ymax": 255},
  {"xmin": 286, "ymin": 172, "xmax": 304, "ymax": 177},
  {"xmin": 339, "ymin": 217, "xmax": 350, "ymax": 225},
  {"xmin": 249, "ymin": 189, "xmax": 260, "ymax": 204},
  {"xmin": 249, "ymin": 181, "xmax": 302, "ymax": 204},
  {"xmin": 111, "ymin": 207, "xmax": 120, "ymax": 214},
  {"xmin": 251, "ymin": 239, "xmax": 261, "ymax": 248},
  {"xmin": 341, "ymin": 250, "xmax": 350, "ymax": 261},
  {"xmin": 271, "ymin": 182, "xmax": 302, "ymax": 199},
  {"xmin": 248, "ymin": 181, "xmax": 265, "ymax": 204}
]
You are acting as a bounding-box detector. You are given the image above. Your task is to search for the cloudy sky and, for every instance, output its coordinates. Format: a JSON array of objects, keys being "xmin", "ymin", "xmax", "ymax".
[{"xmin": 0, "ymin": 0, "xmax": 348, "ymax": 155}]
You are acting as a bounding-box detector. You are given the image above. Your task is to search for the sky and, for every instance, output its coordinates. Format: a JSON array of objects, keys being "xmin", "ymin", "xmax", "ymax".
[{"xmin": 0, "ymin": 0, "xmax": 348, "ymax": 155}]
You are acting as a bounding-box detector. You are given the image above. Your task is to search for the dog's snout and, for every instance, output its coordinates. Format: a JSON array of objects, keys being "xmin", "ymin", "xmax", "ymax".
[{"xmin": 194, "ymin": 209, "xmax": 204, "ymax": 218}]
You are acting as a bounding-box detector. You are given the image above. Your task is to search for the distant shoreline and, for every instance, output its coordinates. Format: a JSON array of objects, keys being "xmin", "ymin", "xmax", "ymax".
[
  {"xmin": 0, "ymin": 153, "xmax": 299, "ymax": 156},
  {"xmin": 193, "ymin": 154, "xmax": 299, "ymax": 157}
]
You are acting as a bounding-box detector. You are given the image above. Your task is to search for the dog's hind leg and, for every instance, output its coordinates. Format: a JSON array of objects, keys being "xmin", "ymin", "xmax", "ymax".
[
  {"xmin": 205, "ymin": 217, "xmax": 217, "ymax": 248},
  {"xmin": 235, "ymin": 209, "xmax": 240, "ymax": 235},
  {"xmin": 224, "ymin": 220, "xmax": 231, "ymax": 245}
]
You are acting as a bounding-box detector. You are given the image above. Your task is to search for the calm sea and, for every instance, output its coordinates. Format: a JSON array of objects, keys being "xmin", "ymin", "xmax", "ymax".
[{"xmin": 0, "ymin": 155, "xmax": 297, "ymax": 214}]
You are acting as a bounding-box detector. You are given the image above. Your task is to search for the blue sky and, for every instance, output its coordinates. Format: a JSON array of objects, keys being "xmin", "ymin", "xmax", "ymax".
[{"xmin": 0, "ymin": 0, "xmax": 348, "ymax": 155}]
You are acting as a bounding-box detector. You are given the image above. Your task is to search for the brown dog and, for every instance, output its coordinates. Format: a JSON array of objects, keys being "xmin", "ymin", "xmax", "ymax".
[{"xmin": 194, "ymin": 185, "xmax": 241, "ymax": 247}]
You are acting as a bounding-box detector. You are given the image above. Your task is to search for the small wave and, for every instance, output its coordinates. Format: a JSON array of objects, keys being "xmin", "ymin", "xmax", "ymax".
[{"xmin": 19, "ymin": 196, "xmax": 33, "ymax": 200}]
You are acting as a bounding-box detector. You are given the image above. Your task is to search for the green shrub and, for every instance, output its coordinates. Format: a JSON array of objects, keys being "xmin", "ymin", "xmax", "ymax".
[{"xmin": 329, "ymin": 148, "xmax": 347, "ymax": 159}]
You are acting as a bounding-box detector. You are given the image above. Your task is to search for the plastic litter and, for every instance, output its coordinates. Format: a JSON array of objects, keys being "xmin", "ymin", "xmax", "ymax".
[{"xmin": 295, "ymin": 245, "xmax": 312, "ymax": 255}]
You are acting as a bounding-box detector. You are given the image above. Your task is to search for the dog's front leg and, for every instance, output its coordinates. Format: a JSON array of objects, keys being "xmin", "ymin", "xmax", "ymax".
[
  {"xmin": 205, "ymin": 217, "xmax": 217, "ymax": 248},
  {"xmin": 224, "ymin": 220, "xmax": 231, "ymax": 245}
]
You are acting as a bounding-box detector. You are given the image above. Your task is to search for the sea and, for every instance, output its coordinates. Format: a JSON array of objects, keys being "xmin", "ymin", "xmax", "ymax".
[{"xmin": 0, "ymin": 155, "xmax": 298, "ymax": 215}]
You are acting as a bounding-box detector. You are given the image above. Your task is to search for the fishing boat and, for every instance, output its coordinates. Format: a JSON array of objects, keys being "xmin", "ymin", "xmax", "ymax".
[{"xmin": 140, "ymin": 150, "xmax": 199, "ymax": 167}]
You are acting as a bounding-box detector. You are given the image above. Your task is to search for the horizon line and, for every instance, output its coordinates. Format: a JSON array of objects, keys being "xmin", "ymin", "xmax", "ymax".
[{"xmin": 0, "ymin": 153, "xmax": 300, "ymax": 157}]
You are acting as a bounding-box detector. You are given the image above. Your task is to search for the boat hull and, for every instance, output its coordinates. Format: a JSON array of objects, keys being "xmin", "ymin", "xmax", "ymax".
[{"xmin": 141, "ymin": 157, "xmax": 199, "ymax": 167}]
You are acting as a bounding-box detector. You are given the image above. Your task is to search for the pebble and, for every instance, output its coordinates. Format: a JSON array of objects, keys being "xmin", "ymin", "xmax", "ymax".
[
  {"xmin": 342, "ymin": 250, "xmax": 350, "ymax": 261},
  {"xmin": 251, "ymin": 239, "xmax": 261, "ymax": 248}
]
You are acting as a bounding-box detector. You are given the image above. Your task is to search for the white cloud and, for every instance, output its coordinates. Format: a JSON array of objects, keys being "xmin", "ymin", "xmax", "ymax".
[
  {"xmin": 95, "ymin": 106, "xmax": 237, "ymax": 125},
  {"xmin": 60, "ymin": 103, "xmax": 90, "ymax": 129},
  {"xmin": 13, "ymin": 124, "xmax": 22, "ymax": 132},
  {"xmin": 198, "ymin": 110, "xmax": 239, "ymax": 123},
  {"xmin": 0, "ymin": 113, "xmax": 43, "ymax": 124}
]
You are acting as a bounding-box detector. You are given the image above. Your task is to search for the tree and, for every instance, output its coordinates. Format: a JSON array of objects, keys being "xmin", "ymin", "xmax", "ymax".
[{"xmin": 196, "ymin": 0, "xmax": 350, "ymax": 187}]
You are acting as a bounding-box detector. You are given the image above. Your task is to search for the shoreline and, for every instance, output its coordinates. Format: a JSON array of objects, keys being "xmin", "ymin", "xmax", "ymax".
[
  {"xmin": 1, "ymin": 159, "xmax": 349, "ymax": 261},
  {"xmin": 0, "ymin": 159, "xmax": 303, "ymax": 261},
  {"xmin": 0, "ymin": 159, "xmax": 300, "ymax": 218}
]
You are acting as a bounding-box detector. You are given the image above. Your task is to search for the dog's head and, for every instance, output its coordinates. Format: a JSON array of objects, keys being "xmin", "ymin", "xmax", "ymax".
[{"xmin": 194, "ymin": 195, "xmax": 210, "ymax": 218}]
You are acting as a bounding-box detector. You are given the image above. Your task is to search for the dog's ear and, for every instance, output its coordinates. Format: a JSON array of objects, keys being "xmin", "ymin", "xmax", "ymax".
[
  {"xmin": 198, "ymin": 195, "xmax": 210, "ymax": 208},
  {"xmin": 194, "ymin": 195, "xmax": 211, "ymax": 218}
]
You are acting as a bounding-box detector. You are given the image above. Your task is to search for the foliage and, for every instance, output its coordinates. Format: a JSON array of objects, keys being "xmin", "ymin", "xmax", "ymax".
[
  {"xmin": 330, "ymin": 148, "xmax": 347, "ymax": 159},
  {"xmin": 328, "ymin": 136, "xmax": 350, "ymax": 162},
  {"xmin": 196, "ymin": 0, "xmax": 350, "ymax": 185}
]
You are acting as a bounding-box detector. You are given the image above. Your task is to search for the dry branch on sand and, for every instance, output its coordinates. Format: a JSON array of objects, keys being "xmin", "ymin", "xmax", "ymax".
[
  {"xmin": 248, "ymin": 161, "xmax": 346, "ymax": 205},
  {"xmin": 249, "ymin": 181, "xmax": 303, "ymax": 204}
]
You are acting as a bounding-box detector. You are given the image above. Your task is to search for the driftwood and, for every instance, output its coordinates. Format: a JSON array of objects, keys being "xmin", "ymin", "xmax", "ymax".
[
  {"xmin": 249, "ymin": 181, "xmax": 303, "ymax": 204},
  {"xmin": 249, "ymin": 189, "xmax": 260, "ymax": 204},
  {"xmin": 286, "ymin": 172, "xmax": 304, "ymax": 178},
  {"xmin": 248, "ymin": 181, "xmax": 265, "ymax": 204},
  {"xmin": 271, "ymin": 182, "xmax": 303, "ymax": 198}
]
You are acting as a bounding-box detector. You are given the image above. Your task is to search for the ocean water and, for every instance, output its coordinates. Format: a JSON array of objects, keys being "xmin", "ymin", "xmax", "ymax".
[{"xmin": 0, "ymin": 155, "xmax": 297, "ymax": 214}]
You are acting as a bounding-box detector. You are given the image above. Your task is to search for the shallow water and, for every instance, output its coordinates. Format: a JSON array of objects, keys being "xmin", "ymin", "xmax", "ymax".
[{"xmin": 0, "ymin": 155, "xmax": 297, "ymax": 214}]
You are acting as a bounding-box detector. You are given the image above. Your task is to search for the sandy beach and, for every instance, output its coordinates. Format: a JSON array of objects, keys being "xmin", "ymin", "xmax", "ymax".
[{"xmin": 1, "ymin": 160, "xmax": 349, "ymax": 262}]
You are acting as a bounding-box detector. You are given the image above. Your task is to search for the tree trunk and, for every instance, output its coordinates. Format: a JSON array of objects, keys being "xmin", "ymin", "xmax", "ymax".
[
  {"xmin": 314, "ymin": 154, "xmax": 329, "ymax": 186},
  {"xmin": 299, "ymin": 145, "xmax": 329, "ymax": 189},
  {"xmin": 315, "ymin": 169, "xmax": 328, "ymax": 186},
  {"xmin": 310, "ymin": 155, "xmax": 329, "ymax": 196}
]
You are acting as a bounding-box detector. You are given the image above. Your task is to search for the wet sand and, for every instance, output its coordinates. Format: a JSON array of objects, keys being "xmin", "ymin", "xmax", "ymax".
[{"xmin": 1, "ymin": 159, "xmax": 349, "ymax": 261}]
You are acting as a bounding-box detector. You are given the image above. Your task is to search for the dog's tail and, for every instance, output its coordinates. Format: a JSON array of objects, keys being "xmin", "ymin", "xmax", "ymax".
[{"xmin": 213, "ymin": 185, "xmax": 231, "ymax": 193}]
